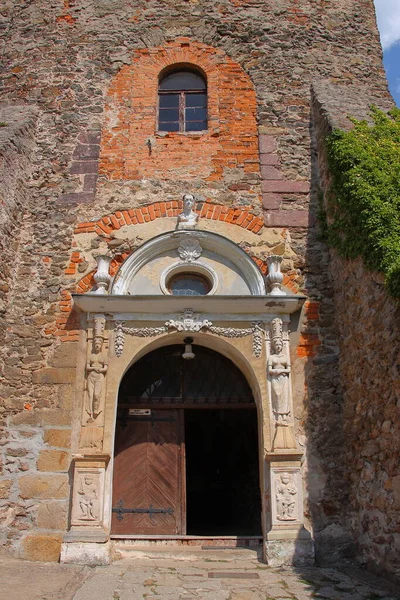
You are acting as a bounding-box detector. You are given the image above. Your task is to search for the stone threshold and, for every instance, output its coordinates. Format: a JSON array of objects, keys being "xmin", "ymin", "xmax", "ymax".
[{"xmin": 111, "ymin": 535, "xmax": 263, "ymax": 548}]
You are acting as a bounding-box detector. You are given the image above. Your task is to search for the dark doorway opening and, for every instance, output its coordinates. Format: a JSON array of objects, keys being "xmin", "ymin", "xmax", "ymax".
[
  {"xmin": 185, "ymin": 408, "xmax": 262, "ymax": 536},
  {"xmin": 113, "ymin": 344, "xmax": 262, "ymax": 537}
]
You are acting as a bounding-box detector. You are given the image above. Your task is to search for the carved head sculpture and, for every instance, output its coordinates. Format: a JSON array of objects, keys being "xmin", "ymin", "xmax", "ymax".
[
  {"xmin": 183, "ymin": 193, "xmax": 195, "ymax": 213},
  {"xmin": 281, "ymin": 472, "xmax": 290, "ymax": 485},
  {"xmin": 84, "ymin": 475, "xmax": 94, "ymax": 486},
  {"xmin": 93, "ymin": 337, "xmax": 103, "ymax": 354}
]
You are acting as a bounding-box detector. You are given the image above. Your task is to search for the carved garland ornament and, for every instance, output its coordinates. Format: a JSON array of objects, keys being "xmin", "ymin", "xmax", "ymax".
[{"xmin": 115, "ymin": 310, "xmax": 265, "ymax": 358}]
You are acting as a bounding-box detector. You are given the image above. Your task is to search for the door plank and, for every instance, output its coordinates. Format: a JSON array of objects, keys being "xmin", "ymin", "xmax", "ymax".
[{"xmin": 111, "ymin": 409, "xmax": 183, "ymax": 535}]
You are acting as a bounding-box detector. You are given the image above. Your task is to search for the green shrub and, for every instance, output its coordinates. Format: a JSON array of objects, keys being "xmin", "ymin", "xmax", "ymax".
[{"xmin": 323, "ymin": 106, "xmax": 400, "ymax": 298}]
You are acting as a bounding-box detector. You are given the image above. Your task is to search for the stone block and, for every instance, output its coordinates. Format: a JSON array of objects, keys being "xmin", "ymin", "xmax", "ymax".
[
  {"xmin": 265, "ymin": 210, "xmax": 314, "ymax": 227},
  {"xmin": 69, "ymin": 160, "xmax": 98, "ymax": 174},
  {"xmin": 0, "ymin": 480, "xmax": 12, "ymax": 499},
  {"xmin": 58, "ymin": 192, "xmax": 95, "ymax": 204},
  {"xmin": 261, "ymin": 180, "xmax": 310, "ymax": 193},
  {"xmin": 22, "ymin": 533, "xmax": 63, "ymax": 562},
  {"xmin": 72, "ymin": 143, "xmax": 100, "ymax": 160},
  {"xmin": 44, "ymin": 429, "xmax": 71, "ymax": 448},
  {"xmin": 19, "ymin": 474, "xmax": 69, "ymax": 499},
  {"xmin": 79, "ymin": 132, "xmax": 101, "ymax": 145},
  {"xmin": 32, "ymin": 367, "xmax": 76, "ymax": 385},
  {"xmin": 49, "ymin": 343, "xmax": 79, "ymax": 368},
  {"xmin": 83, "ymin": 173, "xmax": 98, "ymax": 191},
  {"xmin": 37, "ymin": 450, "xmax": 70, "ymax": 472},
  {"xmin": 58, "ymin": 385, "xmax": 74, "ymax": 410},
  {"xmin": 265, "ymin": 538, "xmax": 315, "ymax": 567},
  {"xmin": 260, "ymin": 153, "xmax": 280, "ymax": 165},
  {"xmin": 261, "ymin": 164, "xmax": 283, "ymax": 180},
  {"xmin": 392, "ymin": 475, "xmax": 400, "ymax": 508},
  {"xmin": 37, "ymin": 501, "xmax": 68, "ymax": 530},
  {"xmin": 259, "ymin": 134, "xmax": 277, "ymax": 154},
  {"xmin": 60, "ymin": 541, "xmax": 112, "ymax": 565},
  {"xmin": 262, "ymin": 193, "xmax": 282, "ymax": 210},
  {"xmin": 10, "ymin": 410, "xmax": 41, "ymax": 426},
  {"xmin": 40, "ymin": 410, "xmax": 72, "ymax": 427}
]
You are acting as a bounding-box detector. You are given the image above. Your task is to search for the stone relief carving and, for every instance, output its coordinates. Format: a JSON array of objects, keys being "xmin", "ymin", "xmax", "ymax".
[
  {"xmin": 276, "ymin": 472, "xmax": 298, "ymax": 521},
  {"xmin": 85, "ymin": 340, "xmax": 108, "ymax": 423},
  {"xmin": 77, "ymin": 473, "xmax": 99, "ymax": 521},
  {"xmin": 82, "ymin": 314, "xmax": 108, "ymax": 426},
  {"xmin": 114, "ymin": 322, "xmax": 168, "ymax": 357},
  {"xmin": 176, "ymin": 194, "xmax": 199, "ymax": 229},
  {"xmin": 208, "ymin": 321, "xmax": 264, "ymax": 358},
  {"xmin": 166, "ymin": 308, "xmax": 212, "ymax": 332},
  {"xmin": 268, "ymin": 318, "xmax": 291, "ymax": 424},
  {"xmin": 177, "ymin": 237, "xmax": 202, "ymax": 262},
  {"xmin": 115, "ymin": 311, "xmax": 265, "ymax": 358}
]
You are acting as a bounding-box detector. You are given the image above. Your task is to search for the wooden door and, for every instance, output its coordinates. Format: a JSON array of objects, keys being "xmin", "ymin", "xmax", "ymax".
[{"xmin": 111, "ymin": 409, "xmax": 184, "ymax": 535}]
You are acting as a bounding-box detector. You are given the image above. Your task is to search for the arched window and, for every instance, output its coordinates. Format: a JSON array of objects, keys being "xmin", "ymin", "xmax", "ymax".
[{"xmin": 158, "ymin": 70, "xmax": 207, "ymax": 132}]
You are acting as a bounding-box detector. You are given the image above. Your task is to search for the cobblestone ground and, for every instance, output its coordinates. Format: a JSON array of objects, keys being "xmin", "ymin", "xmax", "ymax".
[{"xmin": 1, "ymin": 550, "xmax": 399, "ymax": 600}]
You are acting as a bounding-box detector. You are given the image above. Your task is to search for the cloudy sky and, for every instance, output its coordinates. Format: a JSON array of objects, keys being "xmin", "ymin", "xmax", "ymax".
[{"xmin": 374, "ymin": 0, "xmax": 400, "ymax": 105}]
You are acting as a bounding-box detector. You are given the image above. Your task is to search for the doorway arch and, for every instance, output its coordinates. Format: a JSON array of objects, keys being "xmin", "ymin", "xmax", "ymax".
[{"xmin": 111, "ymin": 344, "xmax": 262, "ymax": 537}]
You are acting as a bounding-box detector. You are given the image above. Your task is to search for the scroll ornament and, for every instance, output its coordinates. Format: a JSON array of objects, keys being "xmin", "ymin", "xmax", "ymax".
[{"xmin": 115, "ymin": 310, "xmax": 265, "ymax": 358}]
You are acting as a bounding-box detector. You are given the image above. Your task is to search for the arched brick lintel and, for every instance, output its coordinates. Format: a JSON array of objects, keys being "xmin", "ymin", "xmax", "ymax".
[{"xmin": 73, "ymin": 202, "xmax": 264, "ymax": 238}]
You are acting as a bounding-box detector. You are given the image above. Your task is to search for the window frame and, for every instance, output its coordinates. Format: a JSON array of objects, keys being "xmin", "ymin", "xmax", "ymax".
[{"xmin": 157, "ymin": 70, "xmax": 208, "ymax": 133}]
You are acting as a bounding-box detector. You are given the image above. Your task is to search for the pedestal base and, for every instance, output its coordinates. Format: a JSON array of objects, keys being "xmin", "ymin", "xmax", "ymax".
[
  {"xmin": 264, "ymin": 527, "xmax": 314, "ymax": 567},
  {"xmin": 60, "ymin": 540, "xmax": 112, "ymax": 566}
]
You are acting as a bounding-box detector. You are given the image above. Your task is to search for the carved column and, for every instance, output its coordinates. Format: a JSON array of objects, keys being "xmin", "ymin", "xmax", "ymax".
[
  {"xmin": 79, "ymin": 314, "xmax": 108, "ymax": 451},
  {"xmin": 264, "ymin": 317, "xmax": 314, "ymax": 566},
  {"xmin": 61, "ymin": 314, "xmax": 112, "ymax": 565}
]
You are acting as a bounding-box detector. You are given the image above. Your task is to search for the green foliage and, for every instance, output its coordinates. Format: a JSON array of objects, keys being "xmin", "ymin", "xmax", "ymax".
[{"xmin": 323, "ymin": 106, "xmax": 400, "ymax": 298}]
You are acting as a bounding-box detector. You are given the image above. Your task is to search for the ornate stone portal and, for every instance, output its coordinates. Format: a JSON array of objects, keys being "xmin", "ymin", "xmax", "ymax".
[{"xmin": 62, "ymin": 227, "xmax": 313, "ymax": 566}]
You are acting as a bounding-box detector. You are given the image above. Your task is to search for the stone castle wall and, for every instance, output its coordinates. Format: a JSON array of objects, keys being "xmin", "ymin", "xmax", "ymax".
[
  {"xmin": 312, "ymin": 86, "xmax": 399, "ymax": 583},
  {"xmin": 0, "ymin": 0, "xmax": 396, "ymax": 568}
]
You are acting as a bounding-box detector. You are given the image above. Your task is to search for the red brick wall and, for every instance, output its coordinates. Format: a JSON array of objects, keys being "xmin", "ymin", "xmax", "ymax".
[{"xmin": 100, "ymin": 39, "xmax": 260, "ymax": 186}]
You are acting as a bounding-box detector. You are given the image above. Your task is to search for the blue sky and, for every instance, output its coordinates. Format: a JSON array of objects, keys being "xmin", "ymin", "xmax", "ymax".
[{"xmin": 374, "ymin": 0, "xmax": 400, "ymax": 106}]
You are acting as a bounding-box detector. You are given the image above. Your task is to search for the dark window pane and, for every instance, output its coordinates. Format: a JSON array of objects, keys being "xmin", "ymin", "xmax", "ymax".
[
  {"xmin": 186, "ymin": 121, "xmax": 207, "ymax": 132},
  {"xmin": 185, "ymin": 107, "xmax": 207, "ymax": 121},
  {"xmin": 186, "ymin": 93, "xmax": 207, "ymax": 108},
  {"xmin": 168, "ymin": 274, "xmax": 211, "ymax": 296},
  {"xmin": 159, "ymin": 70, "xmax": 206, "ymax": 91},
  {"xmin": 158, "ymin": 121, "xmax": 179, "ymax": 132},
  {"xmin": 159, "ymin": 94, "xmax": 179, "ymax": 108},
  {"xmin": 159, "ymin": 108, "xmax": 180, "ymax": 121}
]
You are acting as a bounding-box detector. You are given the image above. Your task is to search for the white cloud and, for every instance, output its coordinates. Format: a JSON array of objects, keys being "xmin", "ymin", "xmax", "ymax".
[{"xmin": 374, "ymin": 0, "xmax": 400, "ymax": 50}]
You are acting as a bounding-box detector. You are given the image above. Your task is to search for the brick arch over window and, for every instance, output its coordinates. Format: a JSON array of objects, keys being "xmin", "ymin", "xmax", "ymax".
[{"xmin": 100, "ymin": 39, "xmax": 259, "ymax": 182}]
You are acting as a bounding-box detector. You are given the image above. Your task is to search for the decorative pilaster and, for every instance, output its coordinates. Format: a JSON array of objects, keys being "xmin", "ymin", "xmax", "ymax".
[
  {"xmin": 266, "ymin": 317, "xmax": 297, "ymax": 451},
  {"xmin": 80, "ymin": 314, "xmax": 108, "ymax": 451},
  {"xmin": 264, "ymin": 317, "xmax": 314, "ymax": 565},
  {"xmin": 61, "ymin": 454, "xmax": 111, "ymax": 565}
]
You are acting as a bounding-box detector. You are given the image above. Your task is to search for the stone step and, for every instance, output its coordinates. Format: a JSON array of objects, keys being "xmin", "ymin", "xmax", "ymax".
[{"xmin": 112, "ymin": 538, "xmax": 263, "ymax": 562}]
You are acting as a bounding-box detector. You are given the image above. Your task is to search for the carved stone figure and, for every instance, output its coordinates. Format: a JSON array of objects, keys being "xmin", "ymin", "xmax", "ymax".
[
  {"xmin": 276, "ymin": 472, "xmax": 297, "ymax": 521},
  {"xmin": 85, "ymin": 336, "xmax": 108, "ymax": 422},
  {"xmin": 177, "ymin": 194, "xmax": 199, "ymax": 229},
  {"xmin": 268, "ymin": 318, "xmax": 291, "ymax": 424},
  {"xmin": 78, "ymin": 474, "xmax": 98, "ymax": 520}
]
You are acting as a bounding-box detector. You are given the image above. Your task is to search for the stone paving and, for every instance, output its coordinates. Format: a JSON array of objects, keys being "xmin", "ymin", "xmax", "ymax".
[{"xmin": 0, "ymin": 549, "xmax": 399, "ymax": 600}]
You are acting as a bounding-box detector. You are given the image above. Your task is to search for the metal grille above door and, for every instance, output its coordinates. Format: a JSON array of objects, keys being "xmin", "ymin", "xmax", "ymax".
[{"xmin": 119, "ymin": 345, "xmax": 254, "ymax": 405}]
